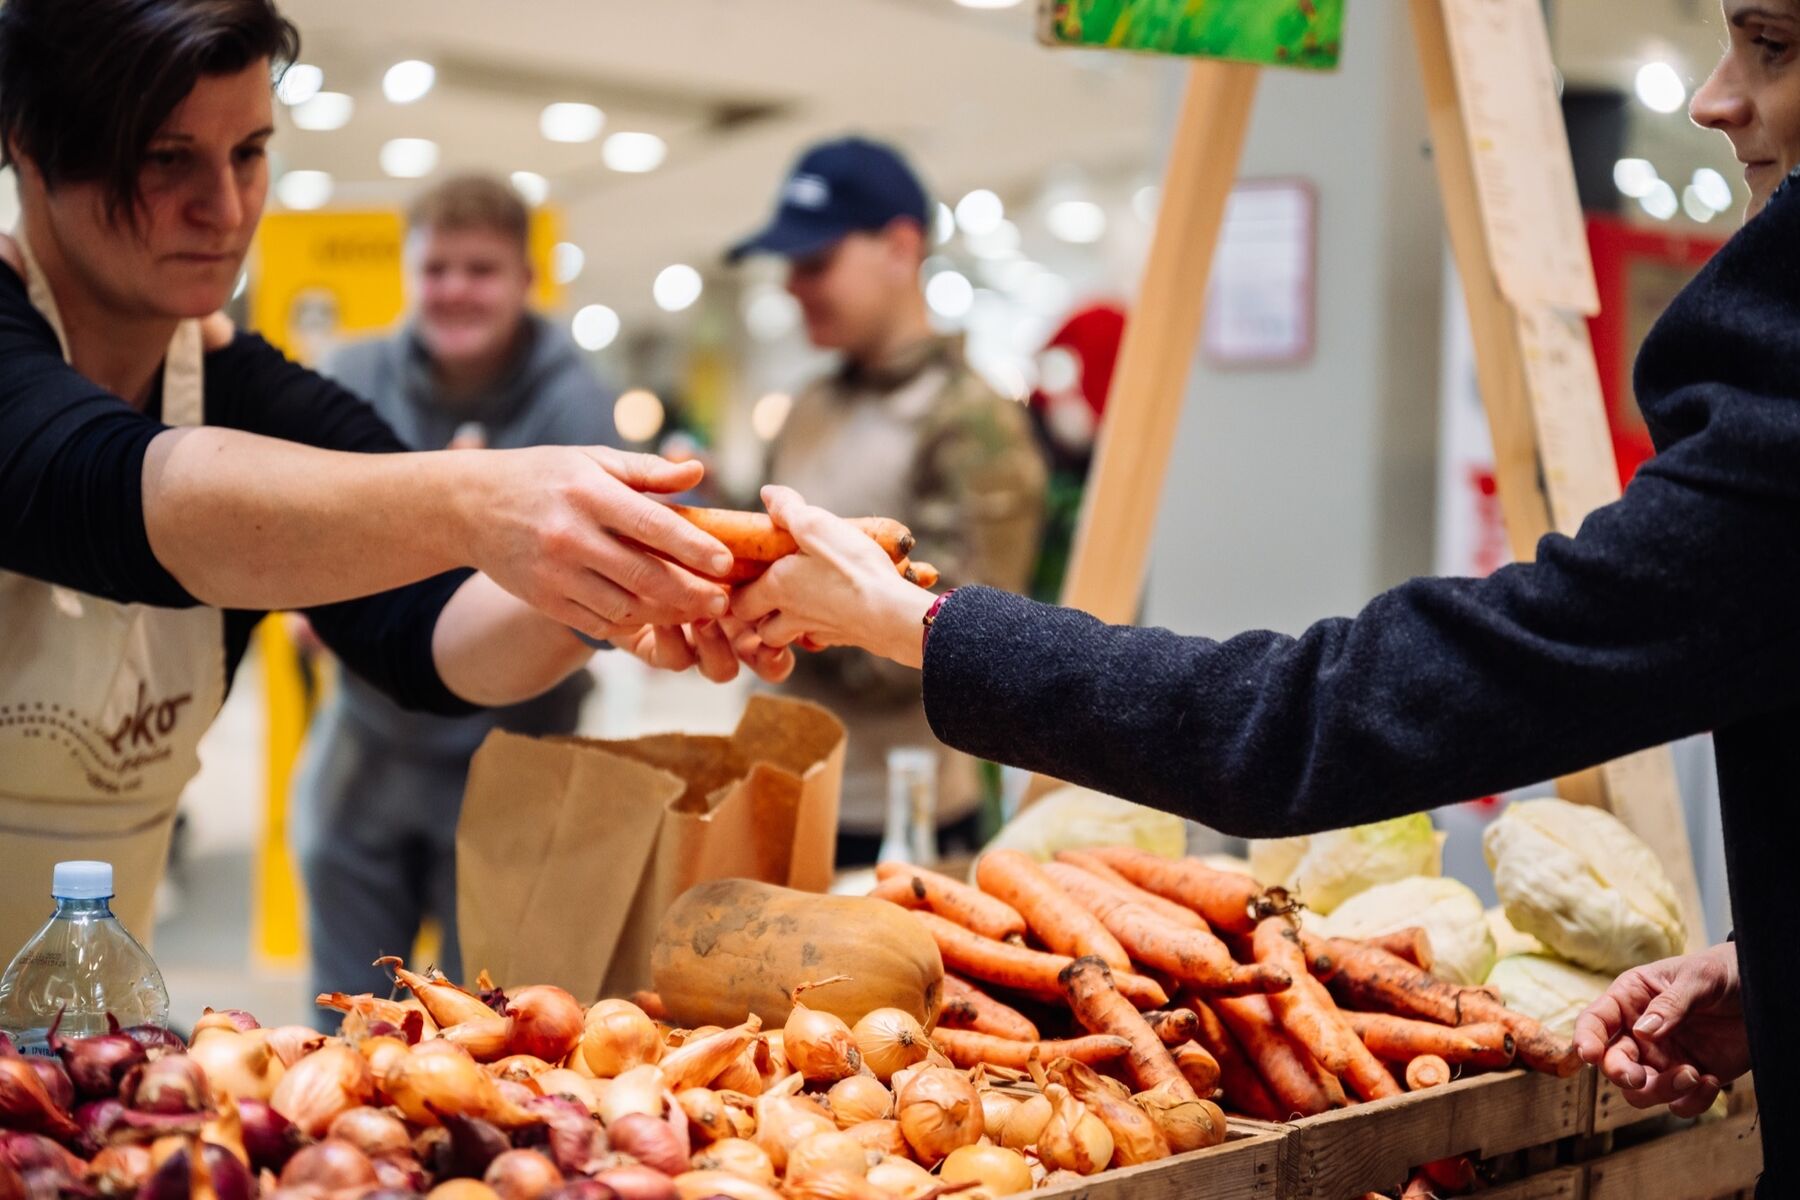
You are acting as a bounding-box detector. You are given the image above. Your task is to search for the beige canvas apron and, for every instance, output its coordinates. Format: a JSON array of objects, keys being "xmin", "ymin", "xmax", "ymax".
[{"xmin": 0, "ymin": 236, "xmax": 224, "ymax": 964}]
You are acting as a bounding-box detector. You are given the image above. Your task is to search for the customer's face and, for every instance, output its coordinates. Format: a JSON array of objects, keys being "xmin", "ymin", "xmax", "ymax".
[
  {"xmin": 785, "ymin": 223, "xmax": 919, "ymax": 354},
  {"xmin": 1692, "ymin": 1, "xmax": 1800, "ymax": 217},
  {"xmin": 406, "ymin": 225, "xmax": 533, "ymax": 370},
  {"xmin": 36, "ymin": 61, "xmax": 271, "ymax": 320}
]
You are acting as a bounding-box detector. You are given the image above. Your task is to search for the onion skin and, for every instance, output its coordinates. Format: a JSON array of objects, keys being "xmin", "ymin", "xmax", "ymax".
[
  {"xmin": 840, "ymin": 1121, "xmax": 906, "ymax": 1159},
  {"xmin": 591, "ymin": 1165, "xmax": 676, "ymax": 1200},
  {"xmin": 484, "ymin": 1150, "xmax": 563, "ymax": 1200},
  {"xmin": 89, "ymin": 1143, "xmax": 154, "ymax": 1196},
  {"xmin": 187, "ymin": 1031, "xmax": 285, "ymax": 1105},
  {"xmin": 329, "ymin": 1107, "xmax": 413, "ymax": 1158},
  {"xmin": 236, "ymin": 1099, "xmax": 304, "ymax": 1173},
  {"xmin": 435, "ymin": 1108, "xmax": 512, "ymax": 1179},
  {"xmin": 0, "ymin": 1059, "xmax": 83, "ymax": 1143},
  {"xmin": 504, "ymin": 988, "xmax": 583, "ymax": 1065},
  {"xmin": 429, "ymin": 1182, "xmax": 504, "ymax": 1200},
  {"xmin": 604, "ymin": 1114, "xmax": 686, "ymax": 1177},
  {"xmin": 48, "ymin": 1013, "xmax": 147, "ymax": 1101},
  {"xmin": 848, "ymin": 1010, "xmax": 928, "ymax": 1085},
  {"xmin": 687, "ymin": 1139, "xmax": 774, "ymax": 1188},
  {"xmin": 129, "ymin": 1054, "xmax": 211, "ymax": 1115},
  {"xmin": 271, "ymin": 1043, "xmax": 374, "ymax": 1138},
  {"xmin": 0, "ymin": 1161, "xmax": 21, "ymax": 1200},
  {"xmin": 578, "ymin": 1002, "xmax": 662, "ymax": 1079},
  {"xmin": 824, "ymin": 1077, "xmax": 891, "ymax": 1128},
  {"xmin": 21, "ymin": 1060, "xmax": 73, "ymax": 1116},
  {"xmin": 143, "ymin": 1142, "xmax": 256, "ymax": 1200},
  {"xmin": 517, "ymin": 1096, "xmax": 604, "ymax": 1177},
  {"xmin": 76, "ymin": 1099, "xmax": 128, "ymax": 1145},
  {"xmin": 280, "ymin": 1139, "xmax": 381, "ymax": 1194},
  {"xmin": 940, "ymin": 1144, "xmax": 1034, "ymax": 1196},
  {"xmin": 193, "ymin": 1011, "xmax": 261, "ymax": 1039},
  {"xmin": 893, "ymin": 1069, "xmax": 982, "ymax": 1166},
  {"xmin": 263, "ymin": 1027, "xmax": 329, "ymax": 1070},
  {"xmin": 672, "ymin": 1170, "xmax": 781, "ymax": 1200},
  {"xmin": 124, "ymin": 1026, "xmax": 189, "ymax": 1057}
]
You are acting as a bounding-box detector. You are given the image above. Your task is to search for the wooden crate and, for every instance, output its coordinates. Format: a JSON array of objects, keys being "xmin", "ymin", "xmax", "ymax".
[
  {"xmin": 1582, "ymin": 1108, "xmax": 1762, "ymax": 1200},
  {"xmin": 1031, "ymin": 1124, "xmax": 1285, "ymax": 1200},
  {"xmin": 1276, "ymin": 1070, "xmax": 1592, "ymax": 1200},
  {"xmin": 1590, "ymin": 1072, "xmax": 1756, "ymax": 1135}
]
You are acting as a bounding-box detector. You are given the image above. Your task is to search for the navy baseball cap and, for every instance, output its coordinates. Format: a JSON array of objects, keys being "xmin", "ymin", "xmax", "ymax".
[{"xmin": 727, "ymin": 137, "xmax": 931, "ymax": 263}]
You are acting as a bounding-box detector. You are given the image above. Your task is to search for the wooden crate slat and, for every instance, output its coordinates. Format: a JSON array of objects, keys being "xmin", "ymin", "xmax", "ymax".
[
  {"xmin": 1583, "ymin": 1110, "xmax": 1762, "ymax": 1200},
  {"xmin": 1592, "ymin": 1076, "xmax": 1757, "ymax": 1135},
  {"xmin": 1027, "ymin": 1126, "xmax": 1283, "ymax": 1200},
  {"xmin": 1280, "ymin": 1070, "xmax": 1590, "ymax": 1200},
  {"xmin": 1479, "ymin": 1165, "xmax": 1585, "ymax": 1200}
]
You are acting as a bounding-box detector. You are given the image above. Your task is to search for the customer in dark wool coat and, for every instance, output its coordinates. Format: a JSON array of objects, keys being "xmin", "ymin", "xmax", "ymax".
[{"xmin": 731, "ymin": 4, "xmax": 1800, "ymax": 1194}]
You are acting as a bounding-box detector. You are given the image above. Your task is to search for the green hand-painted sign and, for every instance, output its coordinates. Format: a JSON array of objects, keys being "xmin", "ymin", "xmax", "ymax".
[{"xmin": 1039, "ymin": 0, "xmax": 1344, "ymax": 70}]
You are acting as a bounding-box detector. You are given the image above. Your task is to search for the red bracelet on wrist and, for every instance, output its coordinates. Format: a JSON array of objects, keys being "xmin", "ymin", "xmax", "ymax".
[{"xmin": 921, "ymin": 588, "xmax": 956, "ymax": 658}]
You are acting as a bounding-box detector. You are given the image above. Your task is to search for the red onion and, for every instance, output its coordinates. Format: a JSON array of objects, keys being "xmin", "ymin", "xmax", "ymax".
[
  {"xmin": 501, "ymin": 989, "xmax": 581, "ymax": 1065},
  {"xmin": 589, "ymin": 1166, "xmax": 675, "ymax": 1200},
  {"xmin": 128, "ymin": 1055, "xmax": 211, "ymax": 1114},
  {"xmin": 516, "ymin": 1097, "xmax": 602, "ymax": 1177},
  {"xmin": 279, "ymin": 1139, "xmax": 380, "ymax": 1194},
  {"xmin": 0, "ymin": 1034, "xmax": 15, "ymax": 1058},
  {"xmin": 237, "ymin": 1098, "xmax": 306, "ymax": 1173},
  {"xmin": 372, "ymin": 1151, "xmax": 431, "ymax": 1194},
  {"xmin": 76, "ymin": 1099, "xmax": 127, "ymax": 1144},
  {"xmin": 124, "ymin": 1026, "xmax": 189, "ymax": 1057},
  {"xmin": 0, "ymin": 1059, "xmax": 83, "ymax": 1143},
  {"xmin": 192, "ymin": 1010, "xmax": 260, "ymax": 1038},
  {"xmin": 0, "ymin": 1161, "xmax": 23, "ymax": 1200},
  {"xmin": 89, "ymin": 1143, "xmax": 153, "ymax": 1196},
  {"xmin": 142, "ymin": 1142, "xmax": 254, "ymax": 1200},
  {"xmin": 0, "ymin": 1132, "xmax": 86, "ymax": 1180},
  {"xmin": 542, "ymin": 1184, "xmax": 618, "ymax": 1200},
  {"xmin": 50, "ymin": 1011, "xmax": 147, "ymax": 1099},
  {"xmin": 22, "ymin": 1060, "xmax": 72, "ymax": 1115},
  {"xmin": 601, "ymin": 1116, "xmax": 685, "ymax": 1178},
  {"xmin": 435, "ymin": 1108, "xmax": 510, "ymax": 1179},
  {"xmin": 363, "ymin": 1190, "xmax": 428, "ymax": 1200}
]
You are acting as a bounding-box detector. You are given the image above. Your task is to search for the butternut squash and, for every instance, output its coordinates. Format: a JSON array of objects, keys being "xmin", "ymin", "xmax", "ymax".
[{"xmin": 652, "ymin": 880, "xmax": 944, "ymax": 1031}]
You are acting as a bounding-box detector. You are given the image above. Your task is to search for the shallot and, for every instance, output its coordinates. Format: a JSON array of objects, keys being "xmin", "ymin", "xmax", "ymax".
[
  {"xmin": 604, "ymin": 1113, "xmax": 686, "ymax": 1177},
  {"xmin": 578, "ymin": 1002, "xmax": 662, "ymax": 1079},
  {"xmin": 484, "ymin": 1149, "xmax": 562, "ymax": 1200},
  {"xmin": 48, "ymin": 1011, "xmax": 145, "ymax": 1099}
]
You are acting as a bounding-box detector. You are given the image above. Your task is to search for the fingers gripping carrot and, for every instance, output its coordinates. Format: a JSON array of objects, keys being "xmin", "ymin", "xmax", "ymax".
[
  {"xmin": 670, "ymin": 504, "xmax": 914, "ymax": 563},
  {"xmin": 938, "ymin": 975, "xmax": 1041, "ymax": 1042},
  {"xmin": 1086, "ymin": 847, "xmax": 1273, "ymax": 936},
  {"xmin": 875, "ymin": 862, "xmax": 1027, "ymax": 942},
  {"xmin": 977, "ymin": 850, "xmax": 1133, "ymax": 971},
  {"xmin": 910, "ymin": 911, "xmax": 1168, "ymax": 1007},
  {"xmin": 1060, "ymin": 955, "xmax": 1195, "ymax": 1101},
  {"xmin": 929, "ymin": 1028, "xmax": 1132, "ymax": 1071},
  {"xmin": 1053, "ymin": 850, "xmax": 1211, "ymax": 931}
]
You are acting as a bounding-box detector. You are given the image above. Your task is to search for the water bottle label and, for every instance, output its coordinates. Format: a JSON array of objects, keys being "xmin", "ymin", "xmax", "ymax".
[{"xmin": 8, "ymin": 1035, "xmax": 56, "ymax": 1058}]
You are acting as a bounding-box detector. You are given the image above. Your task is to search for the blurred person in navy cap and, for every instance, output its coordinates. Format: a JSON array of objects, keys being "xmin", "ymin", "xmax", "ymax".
[{"xmin": 729, "ymin": 136, "xmax": 1047, "ymax": 863}]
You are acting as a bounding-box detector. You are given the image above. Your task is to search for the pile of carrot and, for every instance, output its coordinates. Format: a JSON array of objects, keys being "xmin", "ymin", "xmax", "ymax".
[{"xmin": 870, "ymin": 846, "xmax": 1581, "ymax": 1130}]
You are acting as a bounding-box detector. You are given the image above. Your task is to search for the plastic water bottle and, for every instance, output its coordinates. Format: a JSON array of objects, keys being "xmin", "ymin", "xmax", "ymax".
[
  {"xmin": 0, "ymin": 861, "xmax": 169, "ymax": 1056},
  {"xmin": 877, "ymin": 747, "xmax": 940, "ymax": 866}
]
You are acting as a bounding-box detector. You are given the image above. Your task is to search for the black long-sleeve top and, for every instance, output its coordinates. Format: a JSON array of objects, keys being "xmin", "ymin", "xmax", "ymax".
[
  {"xmin": 0, "ymin": 261, "xmax": 473, "ymax": 714},
  {"xmin": 923, "ymin": 173, "xmax": 1800, "ymax": 1197}
]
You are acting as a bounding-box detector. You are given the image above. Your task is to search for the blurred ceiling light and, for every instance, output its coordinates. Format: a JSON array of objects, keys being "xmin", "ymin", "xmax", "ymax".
[
  {"xmin": 510, "ymin": 171, "xmax": 549, "ymax": 206},
  {"xmin": 954, "ymin": 189, "xmax": 1004, "ymax": 238},
  {"xmin": 1634, "ymin": 62, "xmax": 1686, "ymax": 114},
  {"xmin": 552, "ymin": 242, "xmax": 585, "ymax": 284},
  {"xmin": 751, "ymin": 392, "xmax": 794, "ymax": 442},
  {"xmin": 379, "ymin": 138, "xmax": 439, "ymax": 178},
  {"xmin": 1038, "ymin": 346, "xmax": 1080, "ymax": 393},
  {"xmin": 1640, "ymin": 179, "xmax": 1679, "ymax": 221},
  {"xmin": 1133, "ymin": 184, "xmax": 1159, "ymax": 224},
  {"xmin": 1046, "ymin": 199, "xmax": 1107, "ymax": 244},
  {"xmin": 993, "ymin": 258, "xmax": 1041, "ymax": 293},
  {"xmin": 743, "ymin": 286, "xmax": 801, "ymax": 341},
  {"xmin": 276, "ymin": 63, "xmax": 323, "ymax": 107},
  {"xmin": 967, "ymin": 219, "xmax": 1021, "ymax": 259},
  {"xmin": 571, "ymin": 304, "xmax": 620, "ymax": 352},
  {"xmin": 383, "ymin": 59, "xmax": 435, "ymax": 104},
  {"xmin": 290, "ymin": 91, "xmax": 353, "ymax": 132},
  {"xmin": 1612, "ymin": 157, "xmax": 1659, "ymax": 199},
  {"xmin": 614, "ymin": 389, "xmax": 666, "ymax": 443},
  {"xmin": 540, "ymin": 102, "xmax": 604, "ymax": 144},
  {"xmin": 1024, "ymin": 269, "xmax": 1072, "ymax": 314},
  {"xmin": 603, "ymin": 131, "xmax": 667, "ymax": 174},
  {"xmin": 934, "ymin": 202, "xmax": 956, "ymax": 245},
  {"xmin": 275, "ymin": 170, "xmax": 332, "ymax": 210},
  {"xmin": 1681, "ymin": 185, "xmax": 1718, "ymax": 223},
  {"xmin": 1691, "ymin": 167, "xmax": 1733, "ymax": 212},
  {"xmin": 925, "ymin": 269, "xmax": 974, "ymax": 319},
  {"xmin": 653, "ymin": 264, "xmax": 703, "ymax": 312}
]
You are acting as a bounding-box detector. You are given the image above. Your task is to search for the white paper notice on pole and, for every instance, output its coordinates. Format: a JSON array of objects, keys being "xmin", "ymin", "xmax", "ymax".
[
  {"xmin": 1202, "ymin": 180, "xmax": 1315, "ymax": 367},
  {"xmin": 1441, "ymin": 0, "xmax": 1599, "ymax": 314}
]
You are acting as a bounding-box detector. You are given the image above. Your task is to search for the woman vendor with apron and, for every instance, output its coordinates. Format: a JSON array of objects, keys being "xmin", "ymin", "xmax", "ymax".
[{"xmin": 0, "ymin": 0, "xmax": 792, "ymax": 961}]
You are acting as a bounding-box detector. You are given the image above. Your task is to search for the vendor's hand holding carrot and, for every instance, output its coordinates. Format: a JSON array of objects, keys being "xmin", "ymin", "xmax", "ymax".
[
  {"xmin": 1573, "ymin": 941, "xmax": 1749, "ymax": 1118},
  {"xmin": 610, "ymin": 614, "xmax": 796, "ymax": 684},
  {"xmin": 732, "ymin": 486, "xmax": 938, "ymax": 668}
]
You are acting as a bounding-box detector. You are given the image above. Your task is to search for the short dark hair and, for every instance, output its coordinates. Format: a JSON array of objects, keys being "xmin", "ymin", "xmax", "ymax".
[
  {"xmin": 406, "ymin": 174, "xmax": 531, "ymax": 254},
  {"xmin": 0, "ymin": 0, "xmax": 300, "ymax": 222}
]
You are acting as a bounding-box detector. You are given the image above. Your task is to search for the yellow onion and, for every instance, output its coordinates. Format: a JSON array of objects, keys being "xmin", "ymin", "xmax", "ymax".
[
  {"xmin": 188, "ymin": 1029, "xmax": 285, "ymax": 1103},
  {"xmin": 998, "ymin": 1093, "xmax": 1050, "ymax": 1153},
  {"xmin": 783, "ymin": 982, "xmax": 862, "ymax": 1086},
  {"xmin": 261, "ymin": 1026, "xmax": 328, "ymax": 1069},
  {"xmin": 581, "ymin": 1001, "xmax": 664, "ymax": 1078},
  {"xmin": 848, "ymin": 1010, "xmax": 927, "ymax": 1085},
  {"xmin": 840, "ymin": 1120, "xmax": 906, "ymax": 1160},
  {"xmin": 487, "ymin": 1056, "xmax": 552, "ymax": 1084},
  {"xmin": 484, "ymin": 1149, "xmax": 563, "ymax": 1200},
  {"xmin": 673, "ymin": 1170, "xmax": 782, "ymax": 1200},
  {"xmin": 383, "ymin": 1041, "xmax": 535, "ymax": 1128},
  {"xmin": 659, "ymin": 1019, "xmax": 762, "ymax": 1092},
  {"xmin": 778, "ymin": 1170, "xmax": 888, "ymax": 1200},
  {"xmin": 193, "ymin": 1009, "xmax": 260, "ymax": 1039},
  {"xmin": 400, "ymin": 998, "xmax": 442, "ymax": 1040},
  {"xmin": 501, "ymin": 986, "xmax": 583, "ymax": 1065},
  {"xmin": 894, "ymin": 1068, "xmax": 981, "ymax": 1166},
  {"xmin": 358, "ymin": 1035, "xmax": 410, "ymax": 1084},
  {"xmin": 751, "ymin": 1093, "xmax": 835, "ymax": 1173},
  {"xmin": 979, "ymin": 1091, "xmax": 1019, "ymax": 1142},
  {"xmin": 1133, "ymin": 1080, "xmax": 1225, "ymax": 1154},
  {"xmin": 1049, "ymin": 1058, "xmax": 1168, "ymax": 1167},
  {"xmin": 825, "ymin": 1076, "xmax": 891, "ymax": 1128},
  {"xmin": 443, "ymin": 1017, "xmax": 512, "ymax": 1063},
  {"xmin": 270, "ymin": 1043, "xmax": 374, "ymax": 1137},
  {"xmin": 598, "ymin": 1064, "xmax": 666, "ymax": 1125},
  {"xmin": 532, "ymin": 1070, "xmax": 601, "ymax": 1115},
  {"xmin": 708, "ymin": 1043, "xmax": 764, "ymax": 1097},
  {"xmin": 940, "ymin": 1144, "xmax": 1033, "ymax": 1198},
  {"xmin": 864, "ymin": 1156, "xmax": 937, "ymax": 1200},
  {"xmin": 675, "ymin": 1089, "xmax": 732, "ymax": 1147},
  {"xmin": 1036, "ymin": 1084, "xmax": 1112, "ymax": 1176},
  {"xmin": 1040, "ymin": 1169, "xmax": 1085, "ymax": 1189},
  {"xmin": 203, "ymin": 1091, "xmax": 251, "ymax": 1167},
  {"xmin": 381, "ymin": 959, "xmax": 496, "ymax": 1029},
  {"xmin": 428, "ymin": 1182, "xmax": 502, "ymax": 1200},
  {"xmin": 887, "ymin": 1063, "xmax": 928, "ymax": 1099},
  {"xmin": 757, "ymin": 1035, "xmax": 788, "ymax": 1089},
  {"xmin": 783, "ymin": 1131, "xmax": 874, "ymax": 1183},
  {"xmin": 689, "ymin": 1137, "xmax": 774, "ymax": 1186},
  {"xmin": 328, "ymin": 1106, "xmax": 412, "ymax": 1158}
]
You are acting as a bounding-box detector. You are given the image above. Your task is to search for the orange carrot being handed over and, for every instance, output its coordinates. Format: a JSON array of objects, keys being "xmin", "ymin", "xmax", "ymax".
[
  {"xmin": 1086, "ymin": 846, "xmax": 1277, "ymax": 937},
  {"xmin": 669, "ymin": 504, "xmax": 913, "ymax": 563},
  {"xmin": 874, "ymin": 862, "xmax": 1027, "ymax": 942},
  {"xmin": 910, "ymin": 910, "xmax": 1168, "ymax": 1007},
  {"xmin": 938, "ymin": 974, "xmax": 1041, "ymax": 1042},
  {"xmin": 977, "ymin": 850, "xmax": 1133, "ymax": 971},
  {"xmin": 1060, "ymin": 955, "xmax": 1195, "ymax": 1101}
]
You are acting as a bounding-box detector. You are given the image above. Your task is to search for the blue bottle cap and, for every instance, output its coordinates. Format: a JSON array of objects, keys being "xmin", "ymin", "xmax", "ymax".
[{"xmin": 51, "ymin": 861, "xmax": 114, "ymax": 900}]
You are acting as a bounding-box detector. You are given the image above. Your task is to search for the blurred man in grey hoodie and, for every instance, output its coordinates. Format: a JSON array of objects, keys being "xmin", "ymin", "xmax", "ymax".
[{"xmin": 294, "ymin": 175, "xmax": 618, "ymax": 1012}]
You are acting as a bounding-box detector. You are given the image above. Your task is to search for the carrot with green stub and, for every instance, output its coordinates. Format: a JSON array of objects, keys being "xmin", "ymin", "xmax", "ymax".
[
  {"xmin": 669, "ymin": 504, "xmax": 913, "ymax": 563},
  {"xmin": 977, "ymin": 850, "xmax": 1133, "ymax": 971},
  {"xmin": 1345, "ymin": 1012, "xmax": 1516, "ymax": 1069},
  {"xmin": 1042, "ymin": 862, "xmax": 1290, "ymax": 996},
  {"xmin": 873, "ymin": 863, "xmax": 1027, "ymax": 942},
  {"xmin": 1140, "ymin": 1008, "xmax": 1201, "ymax": 1048},
  {"xmin": 909, "ymin": 910, "xmax": 1169, "ymax": 1007},
  {"xmin": 1213, "ymin": 994, "xmax": 1335, "ymax": 1118},
  {"xmin": 1405, "ymin": 1055, "xmax": 1453, "ymax": 1090},
  {"xmin": 1320, "ymin": 939, "xmax": 1579, "ymax": 1076},
  {"xmin": 1054, "ymin": 849, "xmax": 1211, "ymax": 931},
  {"xmin": 929, "ymin": 1027, "xmax": 1132, "ymax": 1070},
  {"xmin": 1060, "ymin": 955, "xmax": 1195, "ymax": 1100},
  {"xmin": 937, "ymin": 974, "xmax": 1040, "ymax": 1041},
  {"xmin": 1253, "ymin": 919, "xmax": 1360, "ymax": 1075},
  {"xmin": 1086, "ymin": 846, "xmax": 1276, "ymax": 936},
  {"xmin": 1187, "ymin": 997, "xmax": 1282, "ymax": 1121}
]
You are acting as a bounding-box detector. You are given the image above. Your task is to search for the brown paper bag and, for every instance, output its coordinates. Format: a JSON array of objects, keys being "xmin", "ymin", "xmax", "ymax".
[{"xmin": 456, "ymin": 694, "xmax": 845, "ymax": 1000}]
